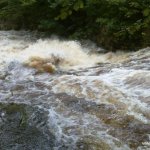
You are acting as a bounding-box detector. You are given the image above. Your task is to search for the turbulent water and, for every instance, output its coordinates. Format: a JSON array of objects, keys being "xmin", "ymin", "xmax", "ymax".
[{"xmin": 0, "ymin": 31, "xmax": 150, "ymax": 150}]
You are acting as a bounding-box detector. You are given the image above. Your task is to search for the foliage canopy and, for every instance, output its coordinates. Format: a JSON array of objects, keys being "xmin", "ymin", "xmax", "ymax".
[{"xmin": 0, "ymin": 0, "xmax": 150, "ymax": 50}]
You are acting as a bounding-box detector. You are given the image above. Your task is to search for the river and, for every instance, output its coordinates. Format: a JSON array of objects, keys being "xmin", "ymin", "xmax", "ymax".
[{"xmin": 0, "ymin": 31, "xmax": 150, "ymax": 150}]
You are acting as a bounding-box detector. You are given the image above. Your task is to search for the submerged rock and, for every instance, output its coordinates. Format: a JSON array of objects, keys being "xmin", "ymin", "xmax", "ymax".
[{"xmin": 76, "ymin": 136, "xmax": 111, "ymax": 150}]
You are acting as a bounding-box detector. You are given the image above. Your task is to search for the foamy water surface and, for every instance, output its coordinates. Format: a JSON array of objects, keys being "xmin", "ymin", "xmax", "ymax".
[{"xmin": 0, "ymin": 31, "xmax": 150, "ymax": 150}]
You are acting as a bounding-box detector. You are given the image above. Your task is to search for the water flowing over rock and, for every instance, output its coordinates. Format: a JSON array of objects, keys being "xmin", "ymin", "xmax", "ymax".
[
  {"xmin": 0, "ymin": 103, "xmax": 55, "ymax": 150},
  {"xmin": 0, "ymin": 31, "xmax": 150, "ymax": 150}
]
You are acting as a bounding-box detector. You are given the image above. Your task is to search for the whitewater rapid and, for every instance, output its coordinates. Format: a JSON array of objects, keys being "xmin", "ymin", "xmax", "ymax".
[
  {"xmin": 0, "ymin": 31, "xmax": 150, "ymax": 150},
  {"xmin": 0, "ymin": 30, "xmax": 131, "ymax": 71}
]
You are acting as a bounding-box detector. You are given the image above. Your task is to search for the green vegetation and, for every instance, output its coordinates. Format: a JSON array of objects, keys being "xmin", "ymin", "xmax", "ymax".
[
  {"xmin": 0, "ymin": 0, "xmax": 150, "ymax": 50},
  {"xmin": 0, "ymin": 103, "xmax": 28, "ymax": 128}
]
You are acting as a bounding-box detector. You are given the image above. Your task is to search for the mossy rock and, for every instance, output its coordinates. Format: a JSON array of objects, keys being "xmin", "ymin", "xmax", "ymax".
[
  {"xmin": 0, "ymin": 102, "xmax": 55, "ymax": 150},
  {"xmin": 0, "ymin": 103, "xmax": 27, "ymax": 128}
]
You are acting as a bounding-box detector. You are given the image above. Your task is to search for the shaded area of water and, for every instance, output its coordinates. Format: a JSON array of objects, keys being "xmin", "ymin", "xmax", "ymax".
[{"xmin": 0, "ymin": 31, "xmax": 150, "ymax": 150}]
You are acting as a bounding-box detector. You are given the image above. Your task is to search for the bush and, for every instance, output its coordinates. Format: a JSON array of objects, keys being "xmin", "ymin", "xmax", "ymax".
[{"xmin": 0, "ymin": 0, "xmax": 150, "ymax": 50}]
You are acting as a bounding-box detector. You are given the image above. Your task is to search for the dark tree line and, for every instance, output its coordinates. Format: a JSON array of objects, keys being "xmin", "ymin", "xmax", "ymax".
[{"xmin": 0, "ymin": 0, "xmax": 150, "ymax": 50}]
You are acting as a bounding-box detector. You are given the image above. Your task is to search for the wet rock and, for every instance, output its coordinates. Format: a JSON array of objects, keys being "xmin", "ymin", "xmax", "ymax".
[
  {"xmin": 0, "ymin": 72, "xmax": 7, "ymax": 80},
  {"xmin": 0, "ymin": 103, "xmax": 55, "ymax": 150}
]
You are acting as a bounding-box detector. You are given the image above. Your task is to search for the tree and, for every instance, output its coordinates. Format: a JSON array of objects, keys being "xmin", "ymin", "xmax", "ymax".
[{"xmin": 0, "ymin": 0, "xmax": 150, "ymax": 50}]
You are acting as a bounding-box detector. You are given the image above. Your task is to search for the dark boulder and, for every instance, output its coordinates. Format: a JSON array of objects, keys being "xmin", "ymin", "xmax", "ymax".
[{"xmin": 0, "ymin": 103, "xmax": 55, "ymax": 150}]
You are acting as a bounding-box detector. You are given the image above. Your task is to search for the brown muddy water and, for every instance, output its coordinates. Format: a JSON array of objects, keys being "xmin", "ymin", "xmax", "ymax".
[{"xmin": 0, "ymin": 31, "xmax": 150, "ymax": 150}]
